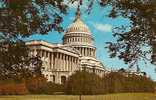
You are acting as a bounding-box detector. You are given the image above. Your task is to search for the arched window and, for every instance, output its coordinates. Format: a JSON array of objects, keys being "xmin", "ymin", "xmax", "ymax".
[
  {"xmin": 52, "ymin": 75, "xmax": 55, "ymax": 83},
  {"xmin": 61, "ymin": 76, "xmax": 66, "ymax": 84}
]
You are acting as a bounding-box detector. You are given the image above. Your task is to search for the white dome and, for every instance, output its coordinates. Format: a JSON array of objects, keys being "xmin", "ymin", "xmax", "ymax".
[
  {"xmin": 67, "ymin": 18, "xmax": 90, "ymax": 34},
  {"xmin": 66, "ymin": 7, "xmax": 91, "ymax": 34}
]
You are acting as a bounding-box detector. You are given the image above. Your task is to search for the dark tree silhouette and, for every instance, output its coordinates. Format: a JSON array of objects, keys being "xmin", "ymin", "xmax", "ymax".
[
  {"xmin": 0, "ymin": 0, "xmax": 67, "ymax": 37},
  {"xmin": 0, "ymin": 40, "xmax": 42, "ymax": 81},
  {"xmin": 70, "ymin": 0, "xmax": 156, "ymax": 67},
  {"xmin": 0, "ymin": 0, "xmax": 68, "ymax": 81},
  {"xmin": 100, "ymin": 0, "xmax": 156, "ymax": 67}
]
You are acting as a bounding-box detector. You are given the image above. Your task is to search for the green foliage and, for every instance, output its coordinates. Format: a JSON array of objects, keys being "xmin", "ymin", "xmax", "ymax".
[
  {"xmin": 26, "ymin": 76, "xmax": 47, "ymax": 94},
  {"xmin": 26, "ymin": 77, "xmax": 64, "ymax": 94},
  {"xmin": 0, "ymin": 0, "xmax": 68, "ymax": 37},
  {"xmin": 65, "ymin": 71, "xmax": 155, "ymax": 95},
  {"xmin": 69, "ymin": 0, "xmax": 156, "ymax": 66},
  {"xmin": 100, "ymin": 0, "xmax": 156, "ymax": 66},
  {"xmin": 65, "ymin": 71, "xmax": 104, "ymax": 95},
  {"xmin": 43, "ymin": 82, "xmax": 65, "ymax": 94},
  {"xmin": 103, "ymin": 72, "xmax": 155, "ymax": 93},
  {"xmin": 0, "ymin": 80, "xmax": 28, "ymax": 95},
  {"xmin": 0, "ymin": 40, "xmax": 42, "ymax": 81},
  {"xmin": 0, "ymin": 71, "xmax": 155, "ymax": 95},
  {"xmin": 0, "ymin": 0, "xmax": 68, "ymax": 84}
]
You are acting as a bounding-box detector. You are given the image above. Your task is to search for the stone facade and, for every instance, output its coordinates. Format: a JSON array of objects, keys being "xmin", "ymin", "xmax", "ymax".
[{"xmin": 26, "ymin": 8, "xmax": 106, "ymax": 84}]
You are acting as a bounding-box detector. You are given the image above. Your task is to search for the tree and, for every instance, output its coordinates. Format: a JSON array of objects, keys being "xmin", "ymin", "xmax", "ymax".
[
  {"xmin": 26, "ymin": 75, "xmax": 47, "ymax": 94},
  {"xmin": 0, "ymin": 0, "xmax": 68, "ymax": 37},
  {"xmin": 65, "ymin": 70, "xmax": 155, "ymax": 95},
  {"xmin": 102, "ymin": 71, "xmax": 155, "ymax": 93},
  {"xmin": 0, "ymin": 39, "xmax": 42, "ymax": 81},
  {"xmin": 0, "ymin": 0, "xmax": 68, "ymax": 81},
  {"xmin": 100, "ymin": 0, "xmax": 156, "ymax": 67},
  {"xmin": 65, "ymin": 71, "xmax": 104, "ymax": 95},
  {"xmin": 70, "ymin": 0, "xmax": 156, "ymax": 67}
]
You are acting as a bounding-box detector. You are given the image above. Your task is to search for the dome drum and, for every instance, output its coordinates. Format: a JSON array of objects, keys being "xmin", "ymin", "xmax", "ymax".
[
  {"xmin": 63, "ymin": 35, "xmax": 94, "ymax": 45},
  {"xmin": 67, "ymin": 26, "xmax": 90, "ymax": 33},
  {"xmin": 64, "ymin": 32, "xmax": 92, "ymax": 37}
]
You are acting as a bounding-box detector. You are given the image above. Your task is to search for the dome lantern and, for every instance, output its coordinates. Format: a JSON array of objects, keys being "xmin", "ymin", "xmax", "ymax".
[
  {"xmin": 66, "ymin": 6, "xmax": 91, "ymax": 34},
  {"xmin": 74, "ymin": 5, "xmax": 81, "ymax": 21}
]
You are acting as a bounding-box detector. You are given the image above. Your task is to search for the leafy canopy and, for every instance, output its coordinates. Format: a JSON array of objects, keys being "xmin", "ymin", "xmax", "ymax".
[
  {"xmin": 0, "ymin": 0, "xmax": 68, "ymax": 81},
  {"xmin": 72, "ymin": 0, "xmax": 156, "ymax": 67},
  {"xmin": 0, "ymin": 0, "xmax": 68, "ymax": 38}
]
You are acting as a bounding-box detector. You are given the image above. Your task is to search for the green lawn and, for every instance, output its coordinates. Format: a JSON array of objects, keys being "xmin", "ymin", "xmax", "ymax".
[{"xmin": 0, "ymin": 93, "xmax": 156, "ymax": 100}]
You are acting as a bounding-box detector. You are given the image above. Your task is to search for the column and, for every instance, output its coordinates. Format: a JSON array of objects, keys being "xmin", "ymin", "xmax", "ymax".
[
  {"xmin": 74, "ymin": 58, "xmax": 76, "ymax": 71},
  {"xmin": 93, "ymin": 49, "xmax": 94, "ymax": 57},
  {"xmin": 82, "ymin": 47, "xmax": 84, "ymax": 56},
  {"xmin": 57, "ymin": 52, "xmax": 60, "ymax": 70},
  {"xmin": 84, "ymin": 48, "xmax": 86, "ymax": 56},
  {"xmin": 89, "ymin": 48, "xmax": 91, "ymax": 56},
  {"xmin": 88, "ymin": 48, "xmax": 89, "ymax": 56},
  {"xmin": 91, "ymin": 49, "xmax": 93, "ymax": 57},
  {"xmin": 47, "ymin": 51, "xmax": 50, "ymax": 70},
  {"xmin": 87, "ymin": 48, "xmax": 89, "ymax": 56},
  {"xmin": 84, "ymin": 48, "xmax": 85, "ymax": 56},
  {"xmin": 86, "ymin": 48, "xmax": 87, "ymax": 56},
  {"xmin": 66, "ymin": 55, "xmax": 69, "ymax": 71},
  {"xmin": 61, "ymin": 54, "xmax": 63, "ymax": 71},
  {"xmin": 44, "ymin": 50, "xmax": 46, "ymax": 58},
  {"xmin": 39, "ymin": 50, "xmax": 42, "ymax": 57},
  {"xmin": 41, "ymin": 50, "xmax": 44, "ymax": 57},
  {"xmin": 80, "ymin": 48, "xmax": 82, "ymax": 55},
  {"xmin": 62, "ymin": 54, "xmax": 64, "ymax": 71},
  {"xmin": 88, "ymin": 48, "xmax": 90, "ymax": 56},
  {"xmin": 69, "ymin": 56, "xmax": 72, "ymax": 71},
  {"xmin": 62, "ymin": 53, "xmax": 64, "ymax": 71},
  {"xmin": 53, "ymin": 53, "xmax": 56, "ymax": 70},
  {"xmin": 85, "ymin": 48, "xmax": 86, "ymax": 56},
  {"xmin": 64, "ymin": 55, "xmax": 66, "ymax": 71},
  {"xmin": 55, "ymin": 53, "xmax": 58, "ymax": 70},
  {"xmin": 71, "ymin": 57, "xmax": 74, "ymax": 71},
  {"xmin": 51, "ymin": 53, "xmax": 53, "ymax": 70},
  {"xmin": 58, "ymin": 53, "xmax": 62, "ymax": 71},
  {"xmin": 73, "ymin": 57, "xmax": 76, "ymax": 71},
  {"xmin": 63, "ymin": 55, "xmax": 65, "ymax": 71},
  {"xmin": 72, "ymin": 57, "xmax": 74, "ymax": 71},
  {"xmin": 68, "ymin": 56, "xmax": 70, "ymax": 71},
  {"xmin": 91, "ymin": 49, "xmax": 92, "ymax": 56}
]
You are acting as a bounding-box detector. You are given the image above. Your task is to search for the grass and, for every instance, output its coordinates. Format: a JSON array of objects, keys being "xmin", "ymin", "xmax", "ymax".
[{"xmin": 0, "ymin": 93, "xmax": 156, "ymax": 100}]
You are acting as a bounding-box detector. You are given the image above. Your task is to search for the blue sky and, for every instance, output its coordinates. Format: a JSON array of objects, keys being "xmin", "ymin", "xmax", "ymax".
[{"xmin": 29, "ymin": 1, "xmax": 156, "ymax": 80}]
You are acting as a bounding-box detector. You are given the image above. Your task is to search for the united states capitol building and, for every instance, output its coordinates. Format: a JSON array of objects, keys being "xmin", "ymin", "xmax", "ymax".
[{"xmin": 26, "ymin": 8, "xmax": 106, "ymax": 84}]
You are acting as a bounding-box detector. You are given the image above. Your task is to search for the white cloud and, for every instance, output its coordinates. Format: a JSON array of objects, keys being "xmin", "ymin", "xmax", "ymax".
[
  {"xmin": 93, "ymin": 23, "xmax": 112, "ymax": 32},
  {"xmin": 64, "ymin": 0, "xmax": 88, "ymax": 9},
  {"xmin": 64, "ymin": 1, "xmax": 78, "ymax": 9}
]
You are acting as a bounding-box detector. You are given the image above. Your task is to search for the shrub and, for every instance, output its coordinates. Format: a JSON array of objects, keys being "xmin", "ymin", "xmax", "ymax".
[
  {"xmin": 26, "ymin": 76, "xmax": 47, "ymax": 94},
  {"xmin": 65, "ymin": 71, "xmax": 104, "ymax": 95},
  {"xmin": 0, "ymin": 81, "xmax": 28, "ymax": 95}
]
